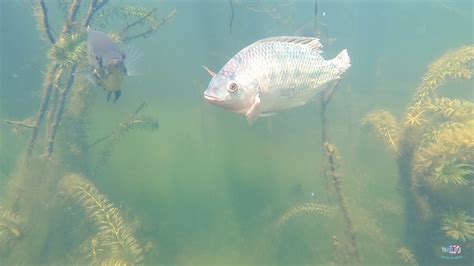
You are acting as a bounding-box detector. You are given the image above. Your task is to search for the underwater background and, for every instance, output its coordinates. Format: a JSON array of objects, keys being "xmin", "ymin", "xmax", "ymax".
[{"xmin": 0, "ymin": 0, "xmax": 472, "ymax": 265}]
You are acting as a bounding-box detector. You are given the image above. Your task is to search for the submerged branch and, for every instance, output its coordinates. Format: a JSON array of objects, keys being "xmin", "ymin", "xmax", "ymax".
[
  {"xmin": 324, "ymin": 143, "xmax": 360, "ymax": 264},
  {"xmin": 83, "ymin": 0, "xmax": 109, "ymax": 27},
  {"xmin": 119, "ymin": 8, "xmax": 158, "ymax": 37},
  {"xmin": 38, "ymin": 0, "xmax": 56, "ymax": 44},
  {"xmin": 5, "ymin": 120, "xmax": 36, "ymax": 129},
  {"xmin": 319, "ymin": 80, "xmax": 360, "ymax": 263},
  {"xmin": 46, "ymin": 68, "xmax": 65, "ymax": 144},
  {"xmin": 63, "ymin": 0, "xmax": 82, "ymax": 34},
  {"xmin": 88, "ymin": 101, "xmax": 148, "ymax": 148},
  {"xmin": 45, "ymin": 65, "xmax": 77, "ymax": 157},
  {"xmin": 229, "ymin": 0, "xmax": 234, "ymax": 35},
  {"xmin": 26, "ymin": 64, "xmax": 59, "ymax": 157},
  {"xmin": 121, "ymin": 9, "xmax": 176, "ymax": 42}
]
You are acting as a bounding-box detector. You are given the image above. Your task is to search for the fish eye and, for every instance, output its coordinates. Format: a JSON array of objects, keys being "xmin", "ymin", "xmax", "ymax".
[{"xmin": 228, "ymin": 82, "xmax": 238, "ymax": 93}]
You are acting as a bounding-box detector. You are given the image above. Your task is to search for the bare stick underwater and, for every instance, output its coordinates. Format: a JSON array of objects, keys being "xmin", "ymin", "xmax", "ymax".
[{"xmin": 319, "ymin": 80, "xmax": 361, "ymax": 264}]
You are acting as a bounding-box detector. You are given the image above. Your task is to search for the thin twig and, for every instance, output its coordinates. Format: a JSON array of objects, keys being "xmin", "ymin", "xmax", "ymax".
[
  {"xmin": 83, "ymin": 0, "xmax": 109, "ymax": 27},
  {"xmin": 320, "ymin": 80, "xmax": 360, "ymax": 264},
  {"xmin": 324, "ymin": 143, "xmax": 360, "ymax": 263},
  {"xmin": 45, "ymin": 65, "xmax": 77, "ymax": 157},
  {"xmin": 121, "ymin": 10, "xmax": 176, "ymax": 42},
  {"xmin": 119, "ymin": 8, "xmax": 158, "ymax": 38},
  {"xmin": 88, "ymin": 135, "xmax": 112, "ymax": 148},
  {"xmin": 88, "ymin": 101, "xmax": 147, "ymax": 148},
  {"xmin": 229, "ymin": 0, "xmax": 234, "ymax": 35},
  {"xmin": 38, "ymin": 0, "xmax": 55, "ymax": 44},
  {"xmin": 314, "ymin": 0, "xmax": 318, "ymax": 33},
  {"xmin": 5, "ymin": 120, "xmax": 36, "ymax": 128},
  {"xmin": 134, "ymin": 101, "xmax": 147, "ymax": 115}
]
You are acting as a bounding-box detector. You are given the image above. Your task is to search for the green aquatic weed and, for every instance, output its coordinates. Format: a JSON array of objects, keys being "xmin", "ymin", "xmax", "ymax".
[
  {"xmin": 433, "ymin": 160, "xmax": 472, "ymax": 185},
  {"xmin": 441, "ymin": 212, "xmax": 474, "ymax": 241}
]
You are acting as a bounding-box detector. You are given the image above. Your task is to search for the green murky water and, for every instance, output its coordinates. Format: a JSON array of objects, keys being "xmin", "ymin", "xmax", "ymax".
[{"xmin": 1, "ymin": 1, "xmax": 472, "ymax": 265}]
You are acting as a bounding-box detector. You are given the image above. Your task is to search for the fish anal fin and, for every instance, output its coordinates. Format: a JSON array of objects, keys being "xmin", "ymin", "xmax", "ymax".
[
  {"xmin": 107, "ymin": 92, "xmax": 112, "ymax": 102},
  {"xmin": 245, "ymin": 93, "xmax": 261, "ymax": 125},
  {"xmin": 259, "ymin": 112, "xmax": 276, "ymax": 117},
  {"xmin": 256, "ymin": 36, "xmax": 323, "ymax": 53},
  {"xmin": 113, "ymin": 90, "xmax": 122, "ymax": 102}
]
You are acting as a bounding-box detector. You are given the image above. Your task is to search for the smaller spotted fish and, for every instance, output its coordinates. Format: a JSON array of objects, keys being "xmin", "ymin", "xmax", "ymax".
[
  {"xmin": 203, "ymin": 36, "xmax": 351, "ymax": 124},
  {"xmin": 87, "ymin": 28, "xmax": 141, "ymax": 102}
]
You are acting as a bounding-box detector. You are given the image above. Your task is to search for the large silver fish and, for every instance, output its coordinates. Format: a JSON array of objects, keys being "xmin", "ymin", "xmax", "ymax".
[
  {"xmin": 203, "ymin": 36, "xmax": 351, "ymax": 123},
  {"xmin": 87, "ymin": 29, "xmax": 127, "ymax": 102}
]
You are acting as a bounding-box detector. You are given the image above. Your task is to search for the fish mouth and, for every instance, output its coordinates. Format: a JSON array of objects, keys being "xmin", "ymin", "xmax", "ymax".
[{"xmin": 203, "ymin": 94, "xmax": 223, "ymax": 103}]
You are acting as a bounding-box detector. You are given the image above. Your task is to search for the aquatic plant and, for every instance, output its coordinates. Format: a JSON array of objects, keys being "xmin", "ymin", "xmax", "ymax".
[
  {"xmin": 275, "ymin": 203, "xmax": 334, "ymax": 228},
  {"xmin": 90, "ymin": 102, "xmax": 159, "ymax": 171},
  {"xmin": 6, "ymin": 1, "xmax": 174, "ymax": 158},
  {"xmin": 323, "ymin": 143, "xmax": 360, "ymax": 264},
  {"xmin": 413, "ymin": 119, "xmax": 473, "ymax": 187},
  {"xmin": 362, "ymin": 45, "xmax": 473, "ymax": 263},
  {"xmin": 0, "ymin": 1, "xmax": 172, "ymax": 264},
  {"xmin": 362, "ymin": 110, "xmax": 399, "ymax": 154},
  {"xmin": 374, "ymin": 199, "xmax": 402, "ymax": 216},
  {"xmin": 397, "ymin": 246, "xmax": 418, "ymax": 266},
  {"xmin": 93, "ymin": 5, "xmax": 176, "ymax": 42},
  {"xmin": 411, "ymin": 45, "xmax": 474, "ymax": 109},
  {"xmin": 0, "ymin": 207, "xmax": 23, "ymax": 250},
  {"xmin": 48, "ymin": 31, "xmax": 88, "ymax": 69},
  {"xmin": 432, "ymin": 160, "xmax": 472, "ymax": 185},
  {"xmin": 60, "ymin": 173, "xmax": 143, "ymax": 264},
  {"xmin": 441, "ymin": 212, "xmax": 474, "ymax": 242}
]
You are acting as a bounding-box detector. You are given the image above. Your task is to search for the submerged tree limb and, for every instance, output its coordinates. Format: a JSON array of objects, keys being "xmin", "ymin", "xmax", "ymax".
[
  {"xmin": 45, "ymin": 65, "xmax": 77, "ymax": 157},
  {"xmin": 119, "ymin": 8, "xmax": 158, "ymax": 37},
  {"xmin": 63, "ymin": 0, "xmax": 82, "ymax": 34},
  {"xmin": 324, "ymin": 143, "xmax": 360, "ymax": 264},
  {"xmin": 26, "ymin": 64, "xmax": 59, "ymax": 157},
  {"xmin": 38, "ymin": 0, "xmax": 56, "ymax": 44},
  {"xmin": 4, "ymin": 120, "xmax": 36, "ymax": 129},
  {"xmin": 229, "ymin": 0, "xmax": 234, "ymax": 35},
  {"xmin": 121, "ymin": 9, "xmax": 176, "ymax": 42},
  {"xmin": 83, "ymin": 0, "xmax": 110, "ymax": 27},
  {"xmin": 46, "ymin": 67, "xmax": 65, "ymax": 145},
  {"xmin": 319, "ymin": 80, "xmax": 360, "ymax": 263}
]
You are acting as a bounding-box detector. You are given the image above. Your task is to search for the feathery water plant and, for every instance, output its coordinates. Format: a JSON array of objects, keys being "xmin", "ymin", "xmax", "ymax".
[
  {"xmin": 413, "ymin": 119, "xmax": 474, "ymax": 182},
  {"xmin": 60, "ymin": 173, "xmax": 143, "ymax": 264},
  {"xmin": 424, "ymin": 97, "xmax": 474, "ymax": 121},
  {"xmin": 441, "ymin": 212, "xmax": 474, "ymax": 242},
  {"xmin": 412, "ymin": 45, "xmax": 474, "ymax": 108},
  {"xmin": 362, "ymin": 110, "xmax": 399, "ymax": 153},
  {"xmin": 362, "ymin": 45, "xmax": 473, "ymax": 262},
  {"xmin": 433, "ymin": 160, "xmax": 472, "ymax": 185},
  {"xmin": 397, "ymin": 246, "xmax": 418, "ymax": 266},
  {"xmin": 276, "ymin": 202, "xmax": 334, "ymax": 228},
  {"xmin": 48, "ymin": 31, "xmax": 88, "ymax": 69},
  {"xmin": 0, "ymin": 207, "xmax": 23, "ymax": 249}
]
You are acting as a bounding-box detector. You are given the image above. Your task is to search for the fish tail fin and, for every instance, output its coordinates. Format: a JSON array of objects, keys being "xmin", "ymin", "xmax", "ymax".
[{"xmin": 332, "ymin": 49, "xmax": 351, "ymax": 76}]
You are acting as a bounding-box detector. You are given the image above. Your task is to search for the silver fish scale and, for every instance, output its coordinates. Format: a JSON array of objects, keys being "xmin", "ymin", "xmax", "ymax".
[{"xmin": 224, "ymin": 37, "xmax": 348, "ymax": 112}]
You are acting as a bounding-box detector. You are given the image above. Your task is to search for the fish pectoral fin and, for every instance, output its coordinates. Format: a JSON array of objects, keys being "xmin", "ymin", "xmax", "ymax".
[
  {"xmin": 245, "ymin": 93, "xmax": 261, "ymax": 125},
  {"xmin": 113, "ymin": 90, "xmax": 122, "ymax": 102},
  {"xmin": 107, "ymin": 92, "xmax": 112, "ymax": 102},
  {"xmin": 202, "ymin": 65, "xmax": 216, "ymax": 77}
]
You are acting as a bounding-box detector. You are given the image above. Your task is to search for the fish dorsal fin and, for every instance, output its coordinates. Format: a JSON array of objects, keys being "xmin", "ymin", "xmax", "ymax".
[{"xmin": 255, "ymin": 36, "xmax": 323, "ymax": 52}]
